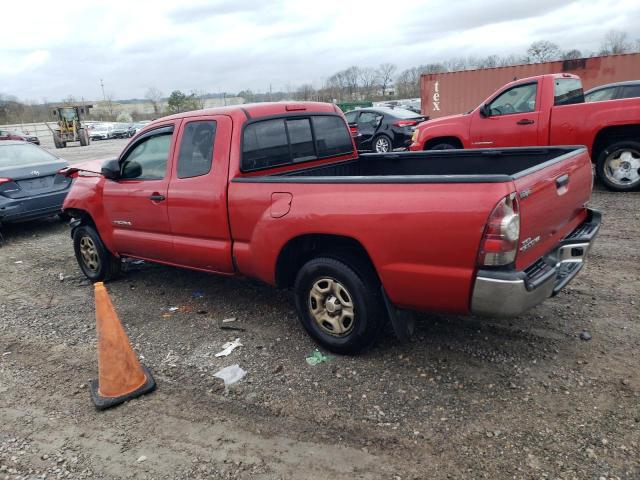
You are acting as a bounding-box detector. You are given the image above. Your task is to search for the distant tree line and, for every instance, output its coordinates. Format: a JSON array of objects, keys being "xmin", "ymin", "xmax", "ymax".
[{"xmin": 1, "ymin": 29, "xmax": 638, "ymax": 125}]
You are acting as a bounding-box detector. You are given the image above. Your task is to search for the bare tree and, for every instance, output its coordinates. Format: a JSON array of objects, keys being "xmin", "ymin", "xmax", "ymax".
[
  {"xmin": 377, "ymin": 63, "xmax": 397, "ymax": 96},
  {"xmin": 343, "ymin": 66, "xmax": 361, "ymax": 97},
  {"xmin": 103, "ymin": 93, "xmax": 116, "ymax": 120},
  {"xmin": 442, "ymin": 57, "xmax": 468, "ymax": 72},
  {"xmin": 527, "ymin": 41, "xmax": 561, "ymax": 63},
  {"xmin": 600, "ymin": 29, "xmax": 630, "ymax": 55},
  {"xmin": 191, "ymin": 90, "xmax": 207, "ymax": 109},
  {"xmin": 295, "ymin": 84, "xmax": 315, "ymax": 101},
  {"xmin": 145, "ymin": 87, "xmax": 163, "ymax": 114},
  {"xmin": 359, "ymin": 67, "xmax": 378, "ymax": 98},
  {"xmin": 561, "ymin": 49, "xmax": 582, "ymax": 60}
]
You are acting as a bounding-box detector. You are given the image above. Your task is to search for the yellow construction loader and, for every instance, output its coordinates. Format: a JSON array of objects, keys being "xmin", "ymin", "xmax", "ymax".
[{"xmin": 48, "ymin": 105, "xmax": 92, "ymax": 148}]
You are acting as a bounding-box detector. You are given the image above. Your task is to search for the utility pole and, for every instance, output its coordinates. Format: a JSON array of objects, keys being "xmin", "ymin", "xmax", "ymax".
[
  {"xmin": 100, "ymin": 79, "xmax": 106, "ymax": 102},
  {"xmin": 269, "ymin": 83, "xmax": 272, "ymax": 102}
]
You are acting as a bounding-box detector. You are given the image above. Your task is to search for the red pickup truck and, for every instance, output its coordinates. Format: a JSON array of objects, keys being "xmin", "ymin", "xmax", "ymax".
[
  {"xmin": 62, "ymin": 102, "xmax": 600, "ymax": 353},
  {"xmin": 410, "ymin": 73, "xmax": 640, "ymax": 192}
]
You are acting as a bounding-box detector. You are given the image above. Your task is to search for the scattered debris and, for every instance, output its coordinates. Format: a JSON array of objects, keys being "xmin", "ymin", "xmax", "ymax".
[
  {"xmin": 219, "ymin": 317, "xmax": 246, "ymax": 331},
  {"xmin": 136, "ymin": 455, "xmax": 147, "ymax": 463},
  {"xmin": 222, "ymin": 317, "xmax": 237, "ymax": 323},
  {"xmin": 215, "ymin": 338, "xmax": 243, "ymax": 357},
  {"xmin": 2, "ymin": 352, "xmax": 11, "ymax": 356},
  {"xmin": 58, "ymin": 273, "xmax": 65, "ymax": 281},
  {"xmin": 214, "ymin": 364, "xmax": 247, "ymax": 387},
  {"xmin": 580, "ymin": 330, "xmax": 592, "ymax": 341},
  {"xmin": 14, "ymin": 261, "xmax": 22, "ymax": 264},
  {"xmin": 306, "ymin": 350, "xmax": 332, "ymax": 366},
  {"xmin": 272, "ymin": 365, "xmax": 283, "ymax": 374},
  {"xmin": 168, "ymin": 307, "xmax": 179, "ymax": 312}
]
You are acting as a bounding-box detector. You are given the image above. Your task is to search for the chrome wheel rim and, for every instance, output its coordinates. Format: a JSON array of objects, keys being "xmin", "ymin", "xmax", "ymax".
[
  {"xmin": 79, "ymin": 236, "xmax": 100, "ymax": 273},
  {"xmin": 604, "ymin": 148, "xmax": 640, "ymax": 187},
  {"xmin": 308, "ymin": 278, "xmax": 355, "ymax": 337},
  {"xmin": 375, "ymin": 137, "xmax": 390, "ymax": 153}
]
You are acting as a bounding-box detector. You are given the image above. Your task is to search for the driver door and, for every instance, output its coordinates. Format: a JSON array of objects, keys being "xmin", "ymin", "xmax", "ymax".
[
  {"xmin": 356, "ymin": 111, "xmax": 383, "ymax": 150},
  {"xmin": 102, "ymin": 123, "xmax": 179, "ymax": 261},
  {"xmin": 469, "ymin": 81, "xmax": 540, "ymax": 148}
]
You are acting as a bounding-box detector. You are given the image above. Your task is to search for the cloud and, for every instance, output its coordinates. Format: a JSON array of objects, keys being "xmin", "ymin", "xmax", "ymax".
[{"xmin": 1, "ymin": 0, "xmax": 639, "ymax": 101}]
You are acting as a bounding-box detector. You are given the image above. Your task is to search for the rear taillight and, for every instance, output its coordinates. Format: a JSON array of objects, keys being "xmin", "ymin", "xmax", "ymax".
[
  {"xmin": 0, "ymin": 177, "xmax": 12, "ymax": 185},
  {"xmin": 349, "ymin": 125, "xmax": 358, "ymax": 137},
  {"xmin": 393, "ymin": 120, "xmax": 418, "ymax": 128},
  {"xmin": 478, "ymin": 193, "xmax": 520, "ymax": 266},
  {"xmin": 57, "ymin": 167, "xmax": 79, "ymax": 179}
]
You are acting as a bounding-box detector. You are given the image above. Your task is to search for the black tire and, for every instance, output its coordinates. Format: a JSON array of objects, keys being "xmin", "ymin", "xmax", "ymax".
[
  {"xmin": 595, "ymin": 140, "xmax": 640, "ymax": 192},
  {"xmin": 53, "ymin": 133, "xmax": 66, "ymax": 149},
  {"xmin": 372, "ymin": 135, "xmax": 392, "ymax": 153},
  {"xmin": 58, "ymin": 212, "xmax": 71, "ymax": 222},
  {"xmin": 294, "ymin": 257, "xmax": 385, "ymax": 354},
  {"xmin": 428, "ymin": 142, "xmax": 457, "ymax": 150},
  {"xmin": 73, "ymin": 225, "xmax": 121, "ymax": 282},
  {"xmin": 78, "ymin": 129, "xmax": 90, "ymax": 146}
]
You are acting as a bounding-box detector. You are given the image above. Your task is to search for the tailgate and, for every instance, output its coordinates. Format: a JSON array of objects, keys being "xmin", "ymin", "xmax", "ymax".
[{"xmin": 513, "ymin": 147, "xmax": 592, "ymax": 270}]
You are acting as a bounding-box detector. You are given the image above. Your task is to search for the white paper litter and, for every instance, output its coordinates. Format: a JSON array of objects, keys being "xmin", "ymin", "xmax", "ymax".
[
  {"xmin": 214, "ymin": 364, "xmax": 246, "ymax": 386},
  {"xmin": 215, "ymin": 338, "xmax": 242, "ymax": 357},
  {"xmin": 222, "ymin": 317, "xmax": 237, "ymax": 323},
  {"xmin": 168, "ymin": 306, "xmax": 179, "ymax": 312}
]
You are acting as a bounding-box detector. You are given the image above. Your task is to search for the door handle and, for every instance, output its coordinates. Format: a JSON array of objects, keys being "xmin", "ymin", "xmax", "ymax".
[
  {"xmin": 555, "ymin": 174, "xmax": 569, "ymax": 188},
  {"xmin": 517, "ymin": 119, "xmax": 535, "ymax": 125},
  {"xmin": 149, "ymin": 193, "xmax": 165, "ymax": 202}
]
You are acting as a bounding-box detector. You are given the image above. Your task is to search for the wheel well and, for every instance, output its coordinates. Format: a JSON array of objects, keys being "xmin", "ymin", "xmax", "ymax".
[
  {"xmin": 592, "ymin": 124, "xmax": 640, "ymax": 161},
  {"xmin": 275, "ymin": 234, "xmax": 379, "ymax": 288},
  {"xmin": 423, "ymin": 136, "xmax": 463, "ymax": 150},
  {"xmin": 64, "ymin": 209, "xmax": 96, "ymax": 231}
]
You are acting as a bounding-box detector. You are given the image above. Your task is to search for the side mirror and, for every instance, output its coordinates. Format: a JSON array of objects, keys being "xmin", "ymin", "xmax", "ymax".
[
  {"xmin": 479, "ymin": 104, "xmax": 491, "ymax": 117},
  {"xmin": 101, "ymin": 159, "xmax": 120, "ymax": 180}
]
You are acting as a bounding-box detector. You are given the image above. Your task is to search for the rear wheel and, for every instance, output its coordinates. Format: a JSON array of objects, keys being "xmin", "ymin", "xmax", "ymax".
[
  {"xmin": 373, "ymin": 135, "xmax": 392, "ymax": 153},
  {"xmin": 294, "ymin": 257, "xmax": 385, "ymax": 354},
  {"xmin": 73, "ymin": 225, "xmax": 121, "ymax": 282},
  {"xmin": 596, "ymin": 141, "xmax": 640, "ymax": 191}
]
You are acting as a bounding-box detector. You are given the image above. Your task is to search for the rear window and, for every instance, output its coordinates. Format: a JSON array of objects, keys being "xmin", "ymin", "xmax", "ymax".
[
  {"xmin": 0, "ymin": 143, "xmax": 57, "ymax": 168},
  {"xmin": 554, "ymin": 78, "xmax": 584, "ymax": 106},
  {"xmin": 241, "ymin": 114, "xmax": 352, "ymax": 171},
  {"xmin": 621, "ymin": 85, "xmax": 640, "ymax": 99}
]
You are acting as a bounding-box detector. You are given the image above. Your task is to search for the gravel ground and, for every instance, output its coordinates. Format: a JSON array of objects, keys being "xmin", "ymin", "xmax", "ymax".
[{"xmin": 0, "ymin": 140, "xmax": 639, "ymax": 479}]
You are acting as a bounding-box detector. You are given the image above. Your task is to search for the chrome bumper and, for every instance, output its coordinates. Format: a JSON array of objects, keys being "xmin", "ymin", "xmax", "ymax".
[{"xmin": 470, "ymin": 209, "xmax": 601, "ymax": 317}]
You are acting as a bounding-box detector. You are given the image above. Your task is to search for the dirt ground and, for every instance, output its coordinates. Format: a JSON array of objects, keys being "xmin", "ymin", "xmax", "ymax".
[{"xmin": 0, "ymin": 140, "xmax": 639, "ymax": 479}]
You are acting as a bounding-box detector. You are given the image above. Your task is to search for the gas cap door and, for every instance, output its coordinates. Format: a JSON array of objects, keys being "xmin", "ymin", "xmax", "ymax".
[{"xmin": 270, "ymin": 192, "xmax": 293, "ymax": 218}]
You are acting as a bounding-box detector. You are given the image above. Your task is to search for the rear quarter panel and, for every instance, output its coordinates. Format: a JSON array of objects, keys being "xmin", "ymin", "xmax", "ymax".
[{"xmin": 228, "ymin": 181, "xmax": 513, "ymax": 314}]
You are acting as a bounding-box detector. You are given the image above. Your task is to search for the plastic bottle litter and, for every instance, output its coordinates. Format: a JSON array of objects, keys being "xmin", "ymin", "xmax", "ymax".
[
  {"xmin": 215, "ymin": 338, "xmax": 243, "ymax": 357},
  {"xmin": 305, "ymin": 350, "xmax": 332, "ymax": 366},
  {"xmin": 214, "ymin": 364, "xmax": 247, "ymax": 387}
]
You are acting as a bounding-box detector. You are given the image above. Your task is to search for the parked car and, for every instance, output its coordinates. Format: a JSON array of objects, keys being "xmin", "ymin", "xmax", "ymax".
[
  {"xmin": 89, "ymin": 124, "xmax": 114, "ymax": 140},
  {"xmin": 111, "ymin": 123, "xmax": 132, "ymax": 139},
  {"xmin": 584, "ymin": 80, "xmax": 640, "ymax": 102},
  {"xmin": 0, "ymin": 129, "xmax": 40, "ymax": 145},
  {"xmin": 410, "ymin": 73, "xmax": 640, "ymax": 191},
  {"xmin": 344, "ymin": 107, "xmax": 427, "ymax": 152},
  {"xmin": 0, "ymin": 141, "xmax": 72, "ymax": 224},
  {"xmin": 61, "ymin": 102, "xmax": 600, "ymax": 354}
]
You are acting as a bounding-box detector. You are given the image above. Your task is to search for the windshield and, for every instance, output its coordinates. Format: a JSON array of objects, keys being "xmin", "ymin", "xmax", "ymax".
[{"xmin": 0, "ymin": 143, "xmax": 57, "ymax": 168}]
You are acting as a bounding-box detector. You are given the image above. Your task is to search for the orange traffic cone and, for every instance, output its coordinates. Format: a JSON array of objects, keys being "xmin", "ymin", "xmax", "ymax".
[{"xmin": 89, "ymin": 282, "xmax": 156, "ymax": 409}]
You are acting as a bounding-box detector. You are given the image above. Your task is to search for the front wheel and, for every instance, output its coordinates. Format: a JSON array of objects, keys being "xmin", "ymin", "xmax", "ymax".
[
  {"xmin": 373, "ymin": 135, "xmax": 392, "ymax": 153},
  {"xmin": 73, "ymin": 225, "xmax": 121, "ymax": 281},
  {"xmin": 428, "ymin": 142, "xmax": 457, "ymax": 150},
  {"xmin": 294, "ymin": 257, "xmax": 384, "ymax": 354},
  {"xmin": 596, "ymin": 141, "xmax": 640, "ymax": 191}
]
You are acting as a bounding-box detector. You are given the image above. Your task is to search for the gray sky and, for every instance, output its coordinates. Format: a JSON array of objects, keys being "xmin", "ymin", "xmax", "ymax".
[{"xmin": 1, "ymin": 0, "xmax": 638, "ymax": 101}]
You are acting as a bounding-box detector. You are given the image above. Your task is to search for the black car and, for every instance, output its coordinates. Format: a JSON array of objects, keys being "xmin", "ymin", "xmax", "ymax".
[
  {"xmin": 584, "ymin": 80, "xmax": 640, "ymax": 102},
  {"xmin": 111, "ymin": 123, "xmax": 135, "ymax": 139},
  {"xmin": 344, "ymin": 107, "xmax": 426, "ymax": 153}
]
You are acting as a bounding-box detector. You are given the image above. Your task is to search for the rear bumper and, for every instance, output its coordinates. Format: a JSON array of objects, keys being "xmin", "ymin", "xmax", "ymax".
[
  {"xmin": 0, "ymin": 189, "xmax": 69, "ymax": 223},
  {"xmin": 470, "ymin": 209, "xmax": 601, "ymax": 317}
]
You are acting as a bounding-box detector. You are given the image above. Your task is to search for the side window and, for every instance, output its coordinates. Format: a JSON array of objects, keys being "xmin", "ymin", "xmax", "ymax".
[
  {"xmin": 554, "ymin": 78, "xmax": 584, "ymax": 106},
  {"xmin": 287, "ymin": 118, "xmax": 316, "ymax": 162},
  {"xmin": 242, "ymin": 119, "xmax": 289, "ymax": 170},
  {"xmin": 344, "ymin": 111, "xmax": 358, "ymax": 123},
  {"xmin": 358, "ymin": 112, "xmax": 382, "ymax": 127},
  {"xmin": 585, "ymin": 87, "xmax": 617, "ymax": 102},
  {"xmin": 312, "ymin": 116, "xmax": 353, "ymax": 157},
  {"xmin": 177, "ymin": 121, "xmax": 216, "ymax": 178},
  {"xmin": 121, "ymin": 133, "xmax": 172, "ymax": 180},
  {"xmin": 621, "ymin": 85, "xmax": 640, "ymax": 99},
  {"xmin": 489, "ymin": 83, "xmax": 537, "ymax": 115}
]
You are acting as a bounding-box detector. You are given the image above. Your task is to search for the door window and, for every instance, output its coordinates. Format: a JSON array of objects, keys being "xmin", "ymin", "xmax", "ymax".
[
  {"xmin": 585, "ymin": 87, "xmax": 617, "ymax": 102},
  {"xmin": 489, "ymin": 83, "xmax": 537, "ymax": 115},
  {"xmin": 312, "ymin": 116, "xmax": 353, "ymax": 157},
  {"xmin": 121, "ymin": 132, "xmax": 172, "ymax": 180},
  {"xmin": 554, "ymin": 78, "xmax": 584, "ymax": 105},
  {"xmin": 344, "ymin": 111, "xmax": 358, "ymax": 123},
  {"xmin": 358, "ymin": 112, "xmax": 382, "ymax": 127},
  {"xmin": 242, "ymin": 119, "xmax": 290, "ymax": 170},
  {"xmin": 177, "ymin": 121, "xmax": 216, "ymax": 178},
  {"xmin": 621, "ymin": 85, "xmax": 640, "ymax": 99}
]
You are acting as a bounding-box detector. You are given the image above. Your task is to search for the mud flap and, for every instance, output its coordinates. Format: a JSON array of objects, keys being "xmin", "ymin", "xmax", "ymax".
[{"xmin": 381, "ymin": 287, "xmax": 415, "ymax": 342}]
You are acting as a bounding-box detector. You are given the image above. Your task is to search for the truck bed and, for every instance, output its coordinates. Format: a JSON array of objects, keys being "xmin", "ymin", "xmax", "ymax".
[{"xmin": 236, "ymin": 146, "xmax": 584, "ymax": 183}]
